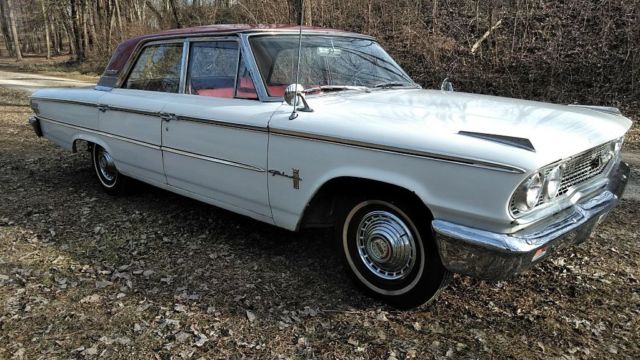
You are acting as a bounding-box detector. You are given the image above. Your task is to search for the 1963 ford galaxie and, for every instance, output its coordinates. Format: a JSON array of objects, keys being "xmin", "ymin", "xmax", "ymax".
[{"xmin": 28, "ymin": 25, "xmax": 631, "ymax": 308}]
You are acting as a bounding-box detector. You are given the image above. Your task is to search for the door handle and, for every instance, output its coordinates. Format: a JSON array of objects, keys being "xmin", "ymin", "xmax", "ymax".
[
  {"xmin": 159, "ymin": 112, "xmax": 176, "ymax": 122},
  {"xmin": 97, "ymin": 105, "xmax": 108, "ymax": 113}
]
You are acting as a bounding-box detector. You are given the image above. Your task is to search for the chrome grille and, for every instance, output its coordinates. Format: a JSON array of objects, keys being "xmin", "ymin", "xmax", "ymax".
[
  {"xmin": 510, "ymin": 141, "xmax": 613, "ymax": 216},
  {"xmin": 556, "ymin": 142, "xmax": 611, "ymax": 196}
]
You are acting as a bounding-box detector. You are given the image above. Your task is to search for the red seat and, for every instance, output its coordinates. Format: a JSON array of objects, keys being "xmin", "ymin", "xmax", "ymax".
[{"xmin": 195, "ymin": 77, "xmax": 258, "ymax": 99}]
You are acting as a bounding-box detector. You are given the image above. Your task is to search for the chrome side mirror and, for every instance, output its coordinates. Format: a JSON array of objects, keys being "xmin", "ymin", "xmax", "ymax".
[
  {"xmin": 285, "ymin": 84, "xmax": 313, "ymax": 119},
  {"xmin": 440, "ymin": 78, "xmax": 454, "ymax": 92}
]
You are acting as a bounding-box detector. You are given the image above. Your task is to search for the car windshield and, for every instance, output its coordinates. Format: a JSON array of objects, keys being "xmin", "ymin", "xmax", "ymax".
[{"xmin": 249, "ymin": 35, "xmax": 415, "ymax": 97}]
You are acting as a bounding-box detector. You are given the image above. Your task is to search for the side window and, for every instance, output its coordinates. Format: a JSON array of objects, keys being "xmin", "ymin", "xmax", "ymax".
[
  {"xmin": 235, "ymin": 53, "xmax": 258, "ymax": 100},
  {"xmin": 187, "ymin": 41, "xmax": 239, "ymax": 98},
  {"xmin": 125, "ymin": 43, "xmax": 183, "ymax": 93}
]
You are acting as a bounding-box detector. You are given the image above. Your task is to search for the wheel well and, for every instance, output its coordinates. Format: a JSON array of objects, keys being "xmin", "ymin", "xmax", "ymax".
[
  {"xmin": 299, "ymin": 177, "xmax": 432, "ymax": 229},
  {"xmin": 72, "ymin": 139, "xmax": 93, "ymax": 153}
]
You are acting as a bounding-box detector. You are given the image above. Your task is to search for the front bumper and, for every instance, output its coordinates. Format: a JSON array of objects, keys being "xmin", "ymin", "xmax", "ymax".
[
  {"xmin": 433, "ymin": 160, "xmax": 630, "ymax": 281},
  {"xmin": 28, "ymin": 115, "xmax": 43, "ymax": 137}
]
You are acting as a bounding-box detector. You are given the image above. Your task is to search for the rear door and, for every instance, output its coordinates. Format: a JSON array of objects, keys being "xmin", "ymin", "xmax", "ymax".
[
  {"xmin": 160, "ymin": 38, "xmax": 280, "ymax": 218},
  {"xmin": 98, "ymin": 40, "xmax": 184, "ymax": 185}
]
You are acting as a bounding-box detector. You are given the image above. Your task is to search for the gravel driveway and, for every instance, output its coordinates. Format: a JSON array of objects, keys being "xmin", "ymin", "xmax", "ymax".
[
  {"xmin": 0, "ymin": 86, "xmax": 638, "ymax": 359},
  {"xmin": 0, "ymin": 69, "xmax": 95, "ymax": 93}
]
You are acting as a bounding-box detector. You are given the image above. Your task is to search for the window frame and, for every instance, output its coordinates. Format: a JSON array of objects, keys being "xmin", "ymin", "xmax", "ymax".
[
  {"xmin": 121, "ymin": 39, "xmax": 186, "ymax": 94},
  {"xmin": 244, "ymin": 32, "xmax": 409, "ymax": 102},
  {"xmin": 183, "ymin": 37, "xmax": 242, "ymax": 99}
]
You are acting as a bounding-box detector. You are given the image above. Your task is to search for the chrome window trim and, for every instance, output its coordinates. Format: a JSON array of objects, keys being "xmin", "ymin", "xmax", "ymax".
[
  {"xmin": 110, "ymin": 30, "xmax": 372, "ymax": 91},
  {"xmin": 269, "ymin": 128, "xmax": 525, "ymax": 174},
  {"xmin": 119, "ymin": 38, "xmax": 187, "ymax": 91},
  {"xmin": 36, "ymin": 115, "xmax": 265, "ymax": 173},
  {"xmin": 244, "ymin": 32, "xmax": 414, "ymax": 102},
  {"xmin": 179, "ymin": 40, "xmax": 190, "ymax": 94},
  {"xmin": 239, "ymin": 33, "xmax": 270, "ymax": 102},
  {"xmin": 182, "ymin": 36, "xmax": 242, "ymax": 97}
]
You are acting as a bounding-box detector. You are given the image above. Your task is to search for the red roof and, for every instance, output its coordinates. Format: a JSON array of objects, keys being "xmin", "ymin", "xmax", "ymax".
[{"xmin": 99, "ymin": 24, "xmax": 352, "ymax": 87}]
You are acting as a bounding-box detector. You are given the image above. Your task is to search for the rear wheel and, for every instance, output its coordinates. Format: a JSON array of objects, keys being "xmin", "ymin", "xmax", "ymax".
[
  {"xmin": 91, "ymin": 144, "xmax": 131, "ymax": 195},
  {"xmin": 337, "ymin": 196, "xmax": 450, "ymax": 309}
]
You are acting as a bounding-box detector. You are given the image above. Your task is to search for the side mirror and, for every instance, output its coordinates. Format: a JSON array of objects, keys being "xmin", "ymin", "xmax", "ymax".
[
  {"xmin": 440, "ymin": 78, "xmax": 454, "ymax": 92},
  {"xmin": 285, "ymin": 84, "xmax": 313, "ymax": 119}
]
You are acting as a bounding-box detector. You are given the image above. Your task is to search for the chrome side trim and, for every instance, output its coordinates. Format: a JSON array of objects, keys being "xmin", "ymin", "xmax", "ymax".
[
  {"xmin": 105, "ymin": 105, "xmax": 160, "ymax": 117},
  {"xmin": 36, "ymin": 116, "xmax": 264, "ymax": 172},
  {"xmin": 176, "ymin": 115, "xmax": 266, "ymax": 133},
  {"xmin": 269, "ymin": 129, "xmax": 526, "ymax": 174},
  {"xmin": 162, "ymin": 147, "xmax": 265, "ymax": 172},
  {"xmin": 30, "ymin": 97, "xmax": 98, "ymax": 108},
  {"xmin": 38, "ymin": 116, "xmax": 160, "ymax": 150}
]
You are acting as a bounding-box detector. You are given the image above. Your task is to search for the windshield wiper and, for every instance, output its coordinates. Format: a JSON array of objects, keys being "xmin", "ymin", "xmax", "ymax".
[
  {"xmin": 373, "ymin": 81, "xmax": 419, "ymax": 89},
  {"xmin": 303, "ymin": 85, "xmax": 370, "ymax": 94}
]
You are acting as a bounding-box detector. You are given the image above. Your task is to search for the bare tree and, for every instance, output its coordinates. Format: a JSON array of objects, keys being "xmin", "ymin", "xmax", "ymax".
[
  {"xmin": 40, "ymin": 0, "xmax": 50, "ymax": 59},
  {"xmin": 70, "ymin": 0, "xmax": 84, "ymax": 61},
  {"xmin": 5, "ymin": 0, "xmax": 22, "ymax": 60}
]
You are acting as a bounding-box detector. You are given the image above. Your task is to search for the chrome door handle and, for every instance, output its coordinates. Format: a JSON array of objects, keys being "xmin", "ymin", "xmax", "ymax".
[{"xmin": 159, "ymin": 112, "xmax": 176, "ymax": 122}]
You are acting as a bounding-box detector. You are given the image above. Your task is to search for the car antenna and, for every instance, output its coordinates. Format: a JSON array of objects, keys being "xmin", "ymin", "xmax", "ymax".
[{"xmin": 290, "ymin": 0, "xmax": 305, "ymax": 120}]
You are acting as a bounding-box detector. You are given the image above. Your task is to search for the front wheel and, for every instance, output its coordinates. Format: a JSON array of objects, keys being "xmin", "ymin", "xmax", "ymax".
[
  {"xmin": 91, "ymin": 144, "xmax": 131, "ymax": 195},
  {"xmin": 338, "ymin": 197, "xmax": 450, "ymax": 309}
]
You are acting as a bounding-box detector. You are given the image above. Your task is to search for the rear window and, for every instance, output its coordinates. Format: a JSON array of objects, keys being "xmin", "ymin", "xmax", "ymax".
[{"xmin": 125, "ymin": 43, "xmax": 183, "ymax": 93}]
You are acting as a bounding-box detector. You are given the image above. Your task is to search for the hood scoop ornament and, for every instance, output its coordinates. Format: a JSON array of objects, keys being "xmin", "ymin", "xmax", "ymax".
[{"xmin": 458, "ymin": 131, "xmax": 535, "ymax": 152}]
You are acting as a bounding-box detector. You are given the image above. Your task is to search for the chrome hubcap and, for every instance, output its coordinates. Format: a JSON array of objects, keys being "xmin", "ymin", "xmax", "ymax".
[
  {"xmin": 97, "ymin": 148, "xmax": 116, "ymax": 183},
  {"xmin": 356, "ymin": 210, "xmax": 416, "ymax": 280}
]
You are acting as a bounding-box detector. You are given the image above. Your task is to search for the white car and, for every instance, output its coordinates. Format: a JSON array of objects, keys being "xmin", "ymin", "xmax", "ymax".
[{"xmin": 28, "ymin": 25, "xmax": 631, "ymax": 308}]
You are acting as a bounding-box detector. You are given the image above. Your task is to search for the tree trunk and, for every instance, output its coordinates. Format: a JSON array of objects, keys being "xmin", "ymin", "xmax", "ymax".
[
  {"xmin": 168, "ymin": 0, "xmax": 181, "ymax": 28},
  {"xmin": 6, "ymin": 0, "xmax": 22, "ymax": 60},
  {"xmin": 82, "ymin": 2, "xmax": 89, "ymax": 53},
  {"xmin": 0, "ymin": 0, "xmax": 15, "ymax": 57},
  {"xmin": 88, "ymin": 2, "xmax": 98, "ymax": 50},
  {"xmin": 145, "ymin": 0, "xmax": 164, "ymax": 26},
  {"xmin": 113, "ymin": 0, "xmax": 123, "ymax": 38},
  {"xmin": 70, "ymin": 0, "xmax": 84, "ymax": 61},
  {"xmin": 41, "ymin": 0, "xmax": 51, "ymax": 59}
]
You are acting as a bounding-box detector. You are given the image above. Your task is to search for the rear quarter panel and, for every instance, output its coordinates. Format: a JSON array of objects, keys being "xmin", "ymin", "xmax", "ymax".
[{"xmin": 31, "ymin": 88, "xmax": 104, "ymax": 150}]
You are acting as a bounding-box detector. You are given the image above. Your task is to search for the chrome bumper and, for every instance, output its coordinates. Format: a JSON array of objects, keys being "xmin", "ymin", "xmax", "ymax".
[
  {"xmin": 433, "ymin": 161, "xmax": 630, "ymax": 281},
  {"xmin": 28, "ymin": 115, "xmax": 43, "ymax": 137}
]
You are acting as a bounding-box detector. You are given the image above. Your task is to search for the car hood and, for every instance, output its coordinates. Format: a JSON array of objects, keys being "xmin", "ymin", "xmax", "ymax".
[{"xmin": 292, "ymin": 89, "xmax": 633, "ymax": 171}]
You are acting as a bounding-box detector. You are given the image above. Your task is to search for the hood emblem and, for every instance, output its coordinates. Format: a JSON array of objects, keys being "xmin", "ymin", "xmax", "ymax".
[{"xmin": 458, "ymin": 131, "xmax": 535, "ymax": 152}]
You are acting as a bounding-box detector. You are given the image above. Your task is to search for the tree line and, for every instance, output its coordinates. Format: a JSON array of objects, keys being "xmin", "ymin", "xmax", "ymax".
[{"xmin": 0, "ymin": 1, "xmax": 638, "ymax": 112}]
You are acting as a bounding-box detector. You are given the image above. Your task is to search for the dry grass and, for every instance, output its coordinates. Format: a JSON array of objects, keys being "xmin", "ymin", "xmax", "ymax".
[{"xmin": 0, "ymin": 88, "xmax": 638, "ymax": 359}]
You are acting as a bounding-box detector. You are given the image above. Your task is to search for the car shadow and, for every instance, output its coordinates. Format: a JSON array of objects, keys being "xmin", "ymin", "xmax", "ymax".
[{"xmin": 10, "ymin": 151, "xmax": 382, "ymax": 313}]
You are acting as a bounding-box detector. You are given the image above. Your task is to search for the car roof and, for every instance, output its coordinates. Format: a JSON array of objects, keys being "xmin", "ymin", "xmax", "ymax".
[{"xmin": 98, "ymin": 24, "xmax": 366, "ymax": 89}]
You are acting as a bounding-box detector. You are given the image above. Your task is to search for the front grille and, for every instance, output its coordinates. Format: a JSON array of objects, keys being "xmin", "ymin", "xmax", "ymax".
[
  {"xmin": 510, "ymin": 141, "xmax": 613, "ymax": 216},
  {"xmin": 556, "ymin": 142, "xmax": 611, "ymax": 196}
]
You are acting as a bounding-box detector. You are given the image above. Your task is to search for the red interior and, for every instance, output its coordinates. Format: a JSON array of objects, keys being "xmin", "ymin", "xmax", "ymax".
[
  {"xmin": 195, "ymin": 77, "xmax": 259, "ymax": 99},
  {"xmin": 266, "ymin": 85, "xmax": 287, "ymax": 97}
]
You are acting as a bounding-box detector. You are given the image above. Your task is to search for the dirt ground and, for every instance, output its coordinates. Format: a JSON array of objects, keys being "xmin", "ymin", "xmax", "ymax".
[{"xmin": 0, "ymin": 86, "xmax": 638, "ymax": 359}]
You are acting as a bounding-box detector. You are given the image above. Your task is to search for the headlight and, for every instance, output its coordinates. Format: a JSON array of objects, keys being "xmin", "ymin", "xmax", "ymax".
[
  {"xmin": 513, "ymin": 172, "xmax": 543, "ymax": 212},
  {"xmin": 544, "ymin": 165, "xmax": 564, "ymax": 199}
]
